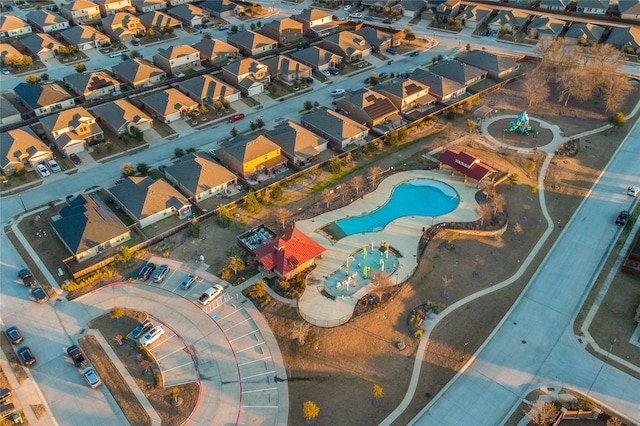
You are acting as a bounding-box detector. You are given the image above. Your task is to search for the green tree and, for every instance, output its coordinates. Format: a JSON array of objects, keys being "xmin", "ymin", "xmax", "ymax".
[
  {"xmin": 250, "ymin": 121, "xmax": 257, "ymax": 131},
  {"xmin": 250, "ymin": 23, "xmax": 256, "ymax": 30},
  {"xmin": 302, "ymin": 401, "xmax": 320, "ymax": 423},
  {"xmin": 25, "ymin": 74, "xmax": 40, "ymax": 84},
  {"xmin": 326, "ymin": 156, "xmax": 342, "ymax": 173},
  {"xmin": 368, "ymin": 74, "xmax": 379, "ymax": 86},
  {"xmin": 13, "ymin": 164, "xmax": 26, "ymax": 176},
  {"xmin": 147, "ymin": 28, "xmax": 155, "ymax": 37},
  {"xmin": 40, "ymin": 72, "xmax": 49, "ymax": 81},
  {"xmin": 110, "ymin": 306, "xmax": 124, "ymax": 322},
  {"xmin": 130, "ymin": 126, "xmax": 144, "ymax": 141},
  {"xmin": 246, "ymin": 281, "xmax": 267, "ymax": 299},
  {"xmin": 130, "ymin": 50, "xmax": 141, "ymax": 58},
  {"xmin": 121, "ymin": 162, "xmax": 135, "ymax": 176},
  {"xmin": 609, "ymin": 112, "xmax": 626, "ymax": 127},
  {"xmin": 245, "ymin": 190, "xmax": 260, "ymax": 213},
  {"xmin": 187, "ymin": 219, "xmax": 200, "ymax": 238},
  {"xmin": 466, "ymin": 118, "xmax": 476, "ymax": 134},
  {"xmin": 113, "ymin": 246, "xmax": 133, "ymax": 265},
  {"xmin": 217, "ymin": 204, "xmax": 232, "ymax": 227},
  {"xmin": 256, "ymin": 118, "xmax": 265, "ymax": 128},
  {"xmin": 203, "ymin": 31, "xmax": 212, "ymax": 39},
  {"xmin": 231, "ymin": 126, "xmax": 238, "ymax": 137},
  {"xmin": 174, "ymin": 147, "xmax": 185, "ymax": 158},
  {"xmin": 304, "ymin": 100, "xmax": 314, "ymax": 111},
  {"xmin": 466, "ymin": 43, "xmax": 471, "ymax": 51},
  {"xmin": 507, "ymin": 173, "xmax": 519, "ymax": 186},
  {"xmin": 227, "ymin": 255, "xmax": 245, "ymax": 275},
  {"xmin": 385, "ymin": 129, "xmax": 398, "ymax": 146},
  {"xmin": 75, "ymin": 63, "xmax": 86, "ymax": 72},
  {"xmin": 270, "ymin": 184, "xmax": 283, "ymax": 201},
  {"xmin": 397, "ymin": 127, "xmax": 408, "ymax": 143},
  {"xmin": 136, "ymin": 162, "xmax": 149, "ymax": 175}
]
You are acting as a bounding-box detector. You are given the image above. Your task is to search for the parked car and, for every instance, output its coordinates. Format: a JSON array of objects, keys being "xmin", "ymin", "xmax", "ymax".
[
  {"xmin": 218, "ymin": 25, "xmax": 228, "ymax": 31},
  {"xmin": 306, "ymin": 76, "xmax": 314, "ymax": 84},
  {"xmin": 400, "ymin": 72, "xmax": 411, "ymax": 78},
  {"xmin": 386, "ymin": 48, "xmax": 397, "ymax": 55},
  {"xmin": 17, "ymin": 347, "xmax": 36, "ymax": 367},
  {"xmin": 82, "ymin": 367, "xmax": 102, "ymax": 388},
  {"xmin": 67, "ymin": 345, "xmax": 88, "ymax": 368},
  {"xmin": 378, "ymin": 72, "xmax": 388, "ymax": 79},
  {"xmin": 138, "ymin": 263, "xmax": 156, "ymax": 281},
  {"xmin": 331, "ymin": 88, "xmax": 345, "ymax": 96},
  {"xmin": 410, "ymin": 51, "xmax": 420, "ymax": 57},
  {"xmin": 328, "ymin": 68, "xmax": 339, "ymax": 75},
  {"xmin": 383, "ymin": 18, "xmax": 393, "ymax": 24},
  {"xmin": 46, "ymin": 159, "xmax": 61, "ymax": 173},
  {"xmin": 180, "ymin": 274, "xmax": 197, "ymax": 289},
  {"xmin": 131, "ymin": 39, "xmax": 140, "ymax": 46},
  {"xmin": 1, "ymin": 68, "xmax": 9, "ymax": 75},
  {"xmin": 18, "ymin": 269, "xmax": 36, "ymax": 287},
  {"xmin": 69, "ymin": 153, "xmax": 81, "ymax": 164},
  {"xmin": 131, "ymin": 319, "xmax": 153, "ymax": 340},
  {"xmin": 228, "ymin": 113, "xmax": 245, "ymax": 123},
  {"xmin": 197, "ymin": 284, "xmax": 224, "ymax": 306},
  {"xmin": 320, "ymin": 70, "xmax": 331, "ymax": 77},
  {"xmin": 616, "ymin": 210, "xmax": 630, "ymax": 226},
  {"xmin": 628, "ymin": 186, "xmax": 639, "ymax": 197},
  {"xmin": 5, "ymin": 327, "xmax": 23, "ymax": 345},
  {"xmin": 153, "ymin": 264, "xmax": 170, "ymax": 283},
  {"xmin": 139, "ymin": 325, "xmax": 165, "ymax": 346},
  {"xmin": 31, "ymin": 287, "xmax": 48, "ymax": 304},
  {"xmin": 364, "ymin": 16, "xmax": 373, "ymax": 21},
  {"xmin": 36, "ymin": 164, "xmax": 50, "ymax": 177},
  {"xmin": 444, "ymin": 56, "xmax": 457, "ymax": 62}
]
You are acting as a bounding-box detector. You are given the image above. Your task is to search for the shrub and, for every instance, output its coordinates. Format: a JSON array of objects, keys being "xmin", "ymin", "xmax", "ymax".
[{"xmin": 414, "ymin": 329, "xmax": 424, "ymax": 339}]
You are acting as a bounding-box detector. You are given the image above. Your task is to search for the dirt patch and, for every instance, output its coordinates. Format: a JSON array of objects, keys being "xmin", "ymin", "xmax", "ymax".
[
  {"xmin": 29, "ymin": 404, "xmax": 45, "ymax": 419},
  {"xmin": 87, "ymin": 310, "xmax": 199, "ymax": 426}
]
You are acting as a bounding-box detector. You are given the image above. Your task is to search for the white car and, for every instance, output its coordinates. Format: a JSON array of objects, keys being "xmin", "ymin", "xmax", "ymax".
[
  {"xmin": 628, "ymin": 186, "xmax": 639, "ymax": 197},
  {"xmin": 321, "ymin": 70, "xmax": 331, "ymax": 77},
  {"xmin": 82, "ymin": 367, "xmax": 101, "ymax": 388},
  {"xmin": 139, "ymin": 325, "xmax": 165, "ymax": 347},
  {"xmin": 198, "ymin": 284, "xmax": 224, "ymax": 306},
  {"xmin": 47, "ymin": 159, "xmax": 61, "ymax": 173},
  {"xmin": 331, "ymin": 89, "xmax": 345, "ymax": 96},
  {"xmin": 37, "ymin": 164, "xmax": 50, "ymax": 177}
]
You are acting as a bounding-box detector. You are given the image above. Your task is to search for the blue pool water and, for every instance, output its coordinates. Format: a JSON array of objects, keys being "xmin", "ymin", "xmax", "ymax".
[{"xmin": 335, "ymin": 179, "xmax": 459, "ymax": 236}]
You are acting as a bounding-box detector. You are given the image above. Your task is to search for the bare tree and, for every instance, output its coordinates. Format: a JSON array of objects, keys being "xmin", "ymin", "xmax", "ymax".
[
  {"xmin": 473, "ymin": 254, "xmax": 485, "ymax": 269},
  {"xmin": 441, "ymin": 275, "xmax": 454, "ymax": 298},
  {"xmin": 291, "ymin": 321, "xmax": 312, "ymax": 346},
  {"xmin": 607, "ymin": 417, "xmax": 623, "ymax": 426},
  {"xmin": 336, "ymin": 184, "xmax": 349, "ymax": 202},
  {"xmin": 525, "ymin": 400, "xmax": 558, "ymax": 426},
  {"xmin": 321, "ymin": 188, "xmax": 333, "ymax": 208},
  {"xmin": 369, "ymin": 166, "xmax": 383, "ymax": 185},
  {"xmin": 600, "ymin": 72, "xmax": 633, "ymax": 113},
  {"xmin": 351, "ymin": 175, "xmax": 365, "ymax": 195},
  {"xmin": 369, "ymin": 270, "xmax": 393, "ymax": 298},
  {"xmin": 273, "ymin": 207, "xmax": 291, "ymax": 229},
  {"xmin": 475, "ymin": 202, "xmax": 493, "ymax": 226},
  {"xmin": 482, "ymin": 183, "xmax": 497, "ymax": 199},
  {"xmin": 489, "ymin": 193, "xmax": 506, "ymax": 215},
  {"xmin": 522, "ymin": 69, "xmax": 550, "ymax": 108}
]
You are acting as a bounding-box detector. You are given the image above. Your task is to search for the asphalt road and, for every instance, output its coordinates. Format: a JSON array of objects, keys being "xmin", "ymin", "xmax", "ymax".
[{"xmin": 409, "ymin": 104, "xmax": 640, "ymax": 425}]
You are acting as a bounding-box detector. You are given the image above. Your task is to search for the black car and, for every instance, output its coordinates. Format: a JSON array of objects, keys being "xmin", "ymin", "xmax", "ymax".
[
  {"xmin": 138, "ymin": 263, "xmax": 156, "ymax": 281},
  {"xmin": 5, "ymin": 326, "xmax": 23, "ymax": 345},
  {"xmin": 130, "ymin": 319, "xmax": 153, "ymax": 340},
  {"xmin": 379, "ymin": 72, "xmax": 388, "ymax": 79},
  {"xmin": 616, "ymin": 210, "xmax": 630, "ymax": 226},
  {"xmin": 31, "ymin": 287, "xmax": 48, "ymax": 304},
  {"xmin": 131, "ymin": 39, "xmax": 140, "ymax": 46},
  {"xmin": 17, "ymin": 347, "xmax": 36, "ymax": 367},
  {"xmin": 409, "ymin": 51, "xmax": 420, "ymax": 57},
  {"xmin": 18, "ymin": 269, "xmax": 36, "ymax": 287}
]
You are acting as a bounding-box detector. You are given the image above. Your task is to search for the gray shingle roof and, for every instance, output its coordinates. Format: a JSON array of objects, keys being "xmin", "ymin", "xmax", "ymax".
[
  {"xmin": 164, "ymin": 153, "xmax": 236, "ymax": 197},
  {"xmin": 107, "ymin": 176, "xmax": 189, "ymax": 222}
]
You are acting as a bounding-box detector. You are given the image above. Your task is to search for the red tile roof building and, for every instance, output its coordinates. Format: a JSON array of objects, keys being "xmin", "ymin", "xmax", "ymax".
[
  {"xmin": 438, "ymin": 149, "xmax": 495, "ymax": 183},
  {"xmin": 253, "ymin": 228, "xmax": 325, "ymax": 279}
]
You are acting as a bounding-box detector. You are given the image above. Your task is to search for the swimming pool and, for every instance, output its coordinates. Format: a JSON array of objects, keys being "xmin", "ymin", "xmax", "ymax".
[{"xmin": 335, "ymin": 179, "xmax": 459, "ymax": 236}]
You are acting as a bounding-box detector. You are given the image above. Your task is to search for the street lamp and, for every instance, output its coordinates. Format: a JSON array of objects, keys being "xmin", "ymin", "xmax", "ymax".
[
  {"xmin": 17, "ymin": 194, "xmax": 27, "ymax": 212},
  {"xmin": 461, "ymin": 340, "xmax": 469, "ymax": 362}
]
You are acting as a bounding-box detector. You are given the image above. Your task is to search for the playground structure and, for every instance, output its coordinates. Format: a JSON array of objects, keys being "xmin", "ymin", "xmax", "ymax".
[{"xmin": 506, "ymin": 111, "xmax": 535, "ymax": 135}]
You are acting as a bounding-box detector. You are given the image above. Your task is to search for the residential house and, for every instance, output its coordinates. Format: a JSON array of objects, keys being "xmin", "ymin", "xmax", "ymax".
[
  {"xmin": 562, "ymin": 22, "xmax": 605, "ymax": 45},
  {"xmin": 538, "ymin": 0, "xmax": 568, "ymax": 11},
  {"xmin": 265, "ymin": 120, "xmax": 327, "ymax": 167},
  {"xmin": 575, "ymin": 0, "xmax": 609, "ymax": 15},
  {"xmin": 253, "ymin": 227, "xmax": 326, "ymax": 280},
  {"xmin": 138, "ymin": 87, "xmax": 198, "ymax": 123},
  {"xmin": 107, "ymin": 176, "xmax": 192, "ymax": 227},
  {"xmin": 167, "ymin": 0, "xmax": 197, "ymax": 6},
  {"xmin": 607, "ymin": 26, "xmax": 640, "ymax": 53},
  {"xmin": 64, "ymin": 70, "xmax": 121, "ymax": 100},
  {"xmin": 261, "ymin": 55, "xmax": 312, "ymax": 84},
  {"xmin": 152, "ymin": 45, "xmax": 200, "ymax": 75},
  {"xmin": 131, "ymin": 0, "xmax": 166, "ymax": 13},
  {"xmin": 191, "ymin": 37, "xmax": 238, "ymax": 63},
  {"xmin": 293, "ymin": 8, "xmax": 335, "ymax": 36},
  {"xmin": 301, "ymin": 109, "xmax": 368, "ymax": 151},
  {"xmin": 40, "ymin": 106, "xmax": 104, "ymax": 154},
  {"xmin": 140, "ymin": 10, "xmax": 182, "ymax": 30},
  {"xmin": 260, "ymin": 18, "xmax": 303, "ymax": 46},
  {"xmin": 0, "ymin": 15, "xmax": 33, "ymax": 39},
  {"xmin": 618, "ymin": 0, "xmax": 640, "ymax": 20},
  {"xmin": 410, "ymin": 68, "xmax": 467, "ymax": 102},
  {"xmin": 21, "ymin": 33, "xmax": 64, "ymax": 60},
  {"xmin": 1, "ymin": 127, "xmax": 52, "ymax": 176},
  {"xmin": 177, "ymin": 74, "xmax": 240, "ymax": 104},
  {"xmin": 527, "ymin": 16, "xmax": 566, "ymax": 40},
  {"xmin": 0, "ymin": 94, "xmax": 22, "ymax": 127},
  {"xmin": 457, "ymin": 5, "xmax": 493, "ymax": 28},
  {"xmin": 323, "ymin": 31, "xmax": 371, "ymax": 61},
  {"xmin": 163, "ymin": 153, "xmax": 237, "ymax": 201},
  {"xmin": 26, "ymin": 10, "xmax": 70, "ymax": 33},
  {"xmin": 0, "ymin": 43, "xmax": 21, "ymax": 64},
  {"xmin": 457, "ymin": 50, "xmax": 520, "ymax": 79},
  {"xmin": 60, "ymin": 25, "xmax": 110, "ymax": 50},
  {"xmin": 215, "ymin": 135, "xmax": 288, "ymax": 179},
  {"xmin": 353, "ymin": 27, "xmax": 398, "ymax": 52},
  {"xmin": 91, "ymin": 98, "xmax": 152, "ymax": 135},
  {"xmin": 102, "ymin": 12, "xmax": 146, "ymax": 42},
  {"xmin": 399, "ymin": 0, "xmax": 427, "ymax": 18},
  {"xmin": 487, "ymin": 10, "xmax": 530, "ymax": 32},
  {"xmin": 112, "ymin": 57, "xmax": 166, "ymax": 87},
  {"xmin": 376, "ymin": 78, "xmax": 437, "ymax": 113},
  {"xmin": 51, "ymin": 193, "xmax": 131, "ymax": 262},
  {"xmin": 222, "ymin": 58, "xmax": 270, "ymax": 96},
  {"xmin": 435, "ymin": 0, "xmax": 461, "ymax": 20},
  {"xmin": 200, "ymin": 0, "xmax": 238, "ymax": 18},
  {"xmin": 429, "ymin": 61, "xmax": 487, "ymax": 86},
  {"xmin": 168, "ymin": 4, "xmax": 207, "ymax": 27},
  {"xmin": 227, "ymin": 30, "xmax": 277, "ymax": 57},
  {"xmin": 336, "ymin": 88, "xmax": 401, "ymax": 128},
  {"xmin": 13, "ymin": 82, "xmax": 75, "ymax": 117},
  {"xmin": 289, "ymin": 46, "xmax": 342, "ymax": 71},
  {"xmin": 59, "ymin": 0, "xmax": 101, "ymax": 25},
  {"xmin": 93, "ymin": 0, "xmax": 134, "ymax": 16}
]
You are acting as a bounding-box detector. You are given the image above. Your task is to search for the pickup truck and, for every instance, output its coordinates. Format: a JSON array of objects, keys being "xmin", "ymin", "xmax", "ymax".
[{"xmin": 67, "ymin": 345, "xmax": 88, "ymax": 368}]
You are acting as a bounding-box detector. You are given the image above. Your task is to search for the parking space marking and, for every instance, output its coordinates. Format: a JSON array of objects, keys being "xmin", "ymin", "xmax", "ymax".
[
  {"xmin": 241, "ymin": 370, "xmax": 275, "ymax": 380},
  {"xmin": 242, "ymin": 387, "xmax": 278, "ymax": 394},
  {"xmin": 217, "ymin": 307, "xmax": 244, "ymax": 320},
  {"xmin": 162, "ymin": 361, "xmax": 194, "ymax": 373},
  {"xmin": 230, "ymin": 329, "xmax": 260, "ymax": 342},
  {"xmin": 235, "ymin": 341, "xmax": 266, "ymax": 353},
  {"xmin": 222, "ymin": 317, "xmax": 252, "ymax": 332},
  {"xmin": 241, "ymin": 405, "xmax": 279, "ymax": 409},
  {"xmin": 156, "ymin": 346, "xmax": 187, "ymax": 361},
  {"xmin": 238, "ymin": 356, "xmax": 272, "ymax": 367}
]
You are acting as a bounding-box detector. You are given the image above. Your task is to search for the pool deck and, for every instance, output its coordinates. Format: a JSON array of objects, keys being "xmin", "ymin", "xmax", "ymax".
[{"xmin": 296, "ymin": 169, "xmax": 480, "ymax": 327}]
